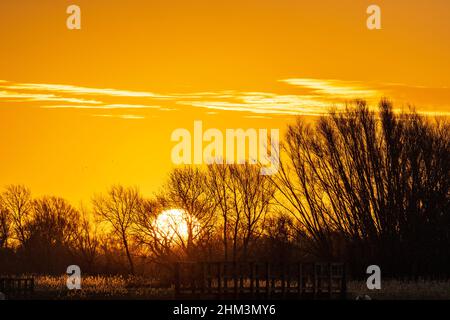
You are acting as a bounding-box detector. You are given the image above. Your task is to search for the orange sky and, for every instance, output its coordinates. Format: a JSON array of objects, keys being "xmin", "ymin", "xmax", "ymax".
[{"xmin": 0, "ymin": 0, "xmax": 449, "ymax": 203}]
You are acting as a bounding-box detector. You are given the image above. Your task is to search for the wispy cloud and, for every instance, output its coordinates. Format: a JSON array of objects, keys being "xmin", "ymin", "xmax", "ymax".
[
  {"xmin": 178, "ymin": 91, "xmax": 332, "ymax": 115},
  {"xmin": 2, "ymin": 83, "xmax": 167, "ymax": 98},
  {"xmin": 93, "ymin": 114, "xmax": 146, "ymax": 120},
  {"xmin": 0, "ymin": 80, "xmax": 174, "ymax": 113},
  {"xmin": 42, "ymin": 104, "xmax": 162, "ymax": 109},
  {"xmin": 0, "ymin": 79, "xmax": 448, "ymax": 117},
  {"xmin": 0, "ymin": 90, "xmax": 102, "ymax": 104},
  {"xmin": 280, "ymin": 78, "xmax": 379, "ymax": 99}
]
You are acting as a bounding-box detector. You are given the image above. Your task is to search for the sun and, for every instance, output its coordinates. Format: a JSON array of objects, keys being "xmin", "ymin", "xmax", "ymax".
[{"xmin": 155, "ymin": 208, "xmax": 196, "ymax": 241}]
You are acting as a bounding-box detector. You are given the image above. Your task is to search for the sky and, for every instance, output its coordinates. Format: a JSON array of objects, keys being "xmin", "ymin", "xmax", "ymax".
[{"xmin": 0, "ymin": 0, "xmax": 449, "ymax": 203}]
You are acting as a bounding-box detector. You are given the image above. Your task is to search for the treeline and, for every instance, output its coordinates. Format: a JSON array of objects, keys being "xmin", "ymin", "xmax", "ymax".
[{"xmin": 0, "ymin": 100, "xmax": 448, "ymax": 278}]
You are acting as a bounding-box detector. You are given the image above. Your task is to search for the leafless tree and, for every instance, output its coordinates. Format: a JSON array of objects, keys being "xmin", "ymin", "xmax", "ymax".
[
  {"xmin": 0, "ymin": 198, "xmax": 11, "ymax": 248},
  {"xmin": 160, "ymin": 167, "xmax": 217, "ymax": 259},
  {"xmin": 207, "ymin": 163, "xmax": 233, "ymax": 261},
  {"xmin": 132, "ymin": 198, "xmax": 178, "ymax": 263},
  {"xmin": 207, "ymin": 163, "xmax": 275, "ymax": 262},
  {"xmin": 75, "ymin": 205, "xmax": 100, "ymax": 270},
  {"xmin": 93, "ymin": 185, "xmax": 141, "ymax": 274},
  {"xmin": 1, "ymin": 185, "xmax": 32, "ymax": 246},
  {"xmin": 228, "ymin": 163, "xmax": 275, "ymax": 260},
  {"xmin": 29, "ymin": 196, "xmax": 80, "ymax": 247},
  {"xmin": 272, "ymin": 99, "xmax": 449, "ymax": 275}
]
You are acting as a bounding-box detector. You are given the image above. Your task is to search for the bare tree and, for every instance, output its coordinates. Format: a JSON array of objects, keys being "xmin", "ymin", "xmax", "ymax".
[
  {"xmin": 207, "ymin": 163, "xmax": 232, "ymax": 261},
  {"xmin": 228, "ymin": 163, "xmax": 275, "ymax": 260},
  {"xmin": 20, "ymin": 196, "xmax": 81, "ymax": 273},
  {"xmin": 207, "ymin": 163, "xmax": 275, "ymax": 262},
  {"xmin": 272, "ymin": 99, "xmax": 449, "ymax": 275},
  {"xmin": 0, "ymin": 198, "xmax": 11, "ymax": 248},
  {"xmin": 75, "ymin": 205, "xmax": 100, "ymax": 271},
  {"xmin": 93, "ymin": 185, "xmax": 141, "ymax": 274},
  {"xmin": 132, "ymin": 198, "xmax": 177, "ymax": 262},
  {"xmin": 29, "ymin": 196, "xmax": 80, "ymax": 247},
  {"xmin": 160, "ymin": 167, "xmax": 216, "ymax": 259},
  {"xmin": 1, "ymin": 185, "xmax": 32, "ymax": 246}
]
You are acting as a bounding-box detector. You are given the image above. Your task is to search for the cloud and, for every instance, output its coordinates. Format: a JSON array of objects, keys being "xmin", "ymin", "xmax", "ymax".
[
  {"xmin": 178, "ymin": 92, "xmax": 331, "ymax": 116},
  {"xmin": 0, "ymin": 78, "xmax": 448, "ymax": 117},
  {"xmin": 0, "ymin": 90, "xmax": 102, "ymax": 104},
  {"xmin": 0, "ymin": 80, "xmax": 177, "ymax": 112},
  {"xmin": 93, "ymin": 114, "xmax": 146, "ymax": 119},
  {"xmin": 244, "ymin": 115, "xmax": 273, "ymax": 119},
  {"xmin": 2, "ymin": 83, "xmax": 167, "ymax": 98},
  {"xmin": 42, "ymin": 104, "xmax": 163, "ymax": 109},
  {"xmin": 280, "ymin": 78, "xmax": 380, "ymax": 99}
]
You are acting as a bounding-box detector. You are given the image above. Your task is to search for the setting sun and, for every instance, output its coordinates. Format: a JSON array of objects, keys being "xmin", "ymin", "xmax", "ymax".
[{"xmin": 155, "ymin": 209, "xmax": 195, "ymax": 241}]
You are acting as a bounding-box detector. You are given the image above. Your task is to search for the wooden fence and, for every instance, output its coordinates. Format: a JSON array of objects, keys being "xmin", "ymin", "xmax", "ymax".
[
  {"xmin": 0, "ymin": 278, "xmax": 34, "ymax": 299},
  {"xmin": 174, "ymin": 262, "xmax": 346, "ymax": 299}
]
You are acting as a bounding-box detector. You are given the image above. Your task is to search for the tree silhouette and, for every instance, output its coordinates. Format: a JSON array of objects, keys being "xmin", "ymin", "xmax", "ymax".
[
  {"xmin": 273, "ymin": 99, "xmax": 449, "ymax": 276},
  {"xmin": 23, "ymin": 196, "xmax": 80, "ymax": 273},
  {"xmin": 1, "ymin": 185, "xmax": 32, "ymax": 246},
  {"xmin": 0, "ymin": 99, "xmax": 447, "ymax": 278},
  {"xmin": 0, "ymin": 199, "xmax": 11, "ymax": 249},
  {"xmin": 93, "ymin": 185, "xmax": 141, "ymax": 274}
]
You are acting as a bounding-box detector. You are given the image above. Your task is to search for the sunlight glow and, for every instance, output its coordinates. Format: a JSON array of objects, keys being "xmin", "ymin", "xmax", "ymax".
[{"xmin": 155, "ymin": 209, "xmax": 199, "ymax": 241}]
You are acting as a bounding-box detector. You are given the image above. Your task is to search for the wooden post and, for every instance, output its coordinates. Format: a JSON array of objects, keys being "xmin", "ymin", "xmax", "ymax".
[
  {"xmin": 265, "ymin": 262, "xmax": 271, "ymax": 299},
  {"xmin": 217, "ymin": 262, "xmax": 222, "ymax": 299},
  {"xmin": 223, "ymin": 263, "xmax": 228, "ymax": 295},
  {"xmin": 208, "ymin": 263, "xmax": 212, "ymax": 294},
  {"xmin": 255, "ymin": 263, "xmax": 260, "ymax": 295},
  {"xmin": 174, "ymin": 263, "xmax": 181, "ymax": 298},
  {"xmin": 328, "ymin": 263, "xmax": 333, "ymax": 298},
  {"xmin": 191, "ymin": 264, "xmax": 196, "ymax": 295},
  {"xmin": 201, "ymin": 263, "xmax": 206, "ymax": 295},
  {"xmin": 313, "ymin": 263, "xmax": 318, "ymax": 299},
  {"xmin": 281, "ymin": 263, "xmax": 286, "ymax": 298},
  {"xmin": 286, "ymin": 264, "xmax": 291, "ymax": 295},
  {"xmin": 239, "ymin": 263, "xmax": 244, "ymax": 294},
  {"xmin": 233, "ymin": 261, "xmax": 238, "ymax": 299},
  {"xmin": 340, "ymin": 263, "xmax": 347, "ymax": 300},
  {"xmin": 317, "ymin": 264, "xmax": 322, "ymax": 295},
  {"xmin": 250, "ymin": 262, "xmax": 255, "ymax": 297},
  {"xmin": 271, "ymin": 267, "xmax": 275, "ymax": 296},
  {"xmin": 298, "ymin": 263, "xmax": 303, "ymax": 297}
]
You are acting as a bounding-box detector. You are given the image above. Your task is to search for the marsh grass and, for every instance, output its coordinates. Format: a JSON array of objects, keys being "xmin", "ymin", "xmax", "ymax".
[
  {"xmin": 34, "ymin": 275, "xmax": 174, "ymax": 299},
  {"xmin": 30, "ymin": 275, "xmax": 450, "ymax": 299},
  {"xmin": 348, "ymin": 279, "xmax": 450, "ymax": 300}
]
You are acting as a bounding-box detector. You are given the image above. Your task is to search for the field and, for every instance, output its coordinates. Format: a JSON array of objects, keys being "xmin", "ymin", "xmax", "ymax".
[
  {"xmin": 28, "ymin": 275, "xmax": 450, "ymax": 300},
  {"xmin": 348, "ymin": 279, "xmax": 450, "ymax": 300},
  {"xmin": 34, "ymin": 275, "xmax": 174, "ymax": 299}
]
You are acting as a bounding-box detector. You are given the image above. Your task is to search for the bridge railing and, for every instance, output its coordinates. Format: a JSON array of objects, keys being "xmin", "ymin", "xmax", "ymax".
[
  {"xmin": 174, "ymin": 262, "xmax": 346, "ymax": 299},
  {"xmin": 0, "ymin": 278, "xmax": 35, "ymax": 299}
]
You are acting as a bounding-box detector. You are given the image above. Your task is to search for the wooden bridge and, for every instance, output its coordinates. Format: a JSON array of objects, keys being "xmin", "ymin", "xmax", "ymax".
[
  {"xmin": 174, "ymin": 262, "xmax": 346, "ymax": 299},
  {"xmin": 0, "ymin": 278, "xmax": 34, "ymax": 299}
]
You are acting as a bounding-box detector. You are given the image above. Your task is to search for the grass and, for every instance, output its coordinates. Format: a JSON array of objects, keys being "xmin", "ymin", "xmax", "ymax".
[
  {"xmin": 28, "ymin": 275, "xmax": 450, "ymax": 299},
  {"xmin": 348, "ymin": 279, "xmax": 450, "ymax": 300},
  {"xmin": 34, "ymin": 275, "xmax": 174, "ymax": 299}
]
